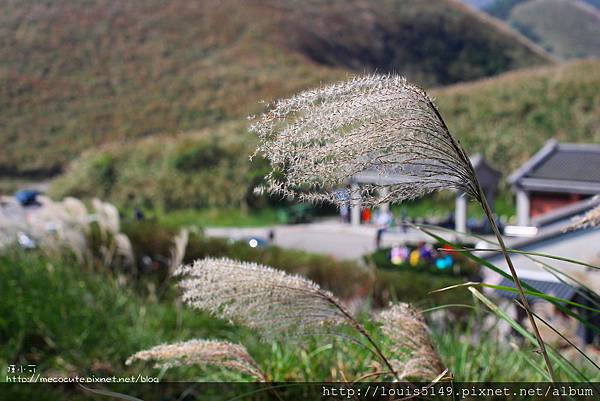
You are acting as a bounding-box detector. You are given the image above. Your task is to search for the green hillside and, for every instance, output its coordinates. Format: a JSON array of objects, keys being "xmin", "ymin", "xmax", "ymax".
[
  {"xmin": 50, "ymin": 122, "xmax": 259, "ymax": 211},
  {"xmin": 0, "ymin": 0, "xmax": 551, "ymax": 178},
  {"xmin": 509, "ymin": 0, "xmax": 600, "ymax": 59},
  {"xmin": 52, "ymin": 60, "xmax": 600, "ymax": 211},
  {"xmin": 434, "ymin": 60, "xmax": 600, "ymax": 173}
]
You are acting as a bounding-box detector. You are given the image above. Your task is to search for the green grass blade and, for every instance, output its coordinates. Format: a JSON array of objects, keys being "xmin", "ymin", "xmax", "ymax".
[
  {"xmin": 481, "ymin": 284, "xmax": 600, "ymax": 313},
  {"xmin": 514, "ymin": 300, "xmax": 600, "ymax": 372},
  {"xmin": 469, "ymin": 287, "xmax": 589, "ymax": 382},
  {"xmin": 417, "ymin": 225, "xmax": 600, "ymax": 335}
]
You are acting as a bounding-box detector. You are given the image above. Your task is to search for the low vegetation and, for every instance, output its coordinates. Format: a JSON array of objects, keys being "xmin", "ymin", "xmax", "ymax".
[
  {"xmin": 1, "ymin": 247, "xmax": 585, "ymax": 400},
  {"xmin": 123, "ymin": 220, "xmax": 371, "ymax": 301},
  {"xmin": 50, "ymin": 125, "xmax": 264, "ymax": 212}
]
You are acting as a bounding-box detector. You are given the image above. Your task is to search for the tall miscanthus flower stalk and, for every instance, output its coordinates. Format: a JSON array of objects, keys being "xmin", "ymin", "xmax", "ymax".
[
  {"xmin": 127, "ymin": 339, "xmax": 267, "ymax": 381},
  {"xmin": 566, "ymin": 197, "xmax": 600, "ymax": 231},
  {"xmin": 250, "ymin": 75, "xmax": 556, "ymax": 381},
  {"xmin": 377, "ymin": 303, "xmax": 445, "ymax": 381},
  {"xmin": 175, "ymin": 258, "xmax": 399, "ymax": 378}
]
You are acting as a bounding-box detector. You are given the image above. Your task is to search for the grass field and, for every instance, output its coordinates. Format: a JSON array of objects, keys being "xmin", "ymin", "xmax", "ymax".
[{"xmin": 2, "ymin": 249, "xmax": 587, "ymax": 389}]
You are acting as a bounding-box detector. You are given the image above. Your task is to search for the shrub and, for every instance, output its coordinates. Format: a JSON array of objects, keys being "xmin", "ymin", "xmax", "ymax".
[
  {"xmin": 121, "ymin": 220, "xmax": 371, "ymax": 300},
  {"xmin": 50, "ymin": 128, "xmax": 264, "ymax": 212},
  {"xmin": 371, "ymin": 269, "xmax": 473, "ymax": 309},
  {"xmin": 367, "ymin": 245, "xmax": 480, "ymax": 277}
]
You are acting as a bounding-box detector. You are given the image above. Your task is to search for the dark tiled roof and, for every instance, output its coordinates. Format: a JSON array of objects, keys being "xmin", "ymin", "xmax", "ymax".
[
  {"xmin": 509, "ymin": 140, "xmax": 600, "ymax": 193},
  {"xmin": 529, "ymin": 149, "xmax": 600, "ymax": 182},
  {"xmin": 497, "ymin": 278, "xmax": 577, "ymax": 302}
]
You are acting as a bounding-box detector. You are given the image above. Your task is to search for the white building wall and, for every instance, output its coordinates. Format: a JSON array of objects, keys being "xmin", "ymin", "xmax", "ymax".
[{"xmin": 483, "ymin": 227, "xmax": 600, "ymax": 290}]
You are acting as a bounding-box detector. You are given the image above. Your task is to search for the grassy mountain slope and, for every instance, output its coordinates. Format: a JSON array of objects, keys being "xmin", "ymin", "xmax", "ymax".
[
  {"xmin": 279, "ymin": 0, "xmax": 550, "ymax": 84},
  {"xmin": 50, "ymin": 122, "xmax": 260, "ymax": 211},
  {"xmin": 0, "ymin": 0, "xmax": 342, "ymax": 177},
  {"xmin": 434, "ymin": 60, "xmax": 600, "ymax": 173},
  {"xmin": 52, "ymin": 60, "xmax": 600, "ymax": 210},
  {"xmin": 509, "ymin": 0, "xmax": 600, "ymax": 59},
  {"xmin": 0, "ymin": 0, "xmax": 551, "ymax": 178}
]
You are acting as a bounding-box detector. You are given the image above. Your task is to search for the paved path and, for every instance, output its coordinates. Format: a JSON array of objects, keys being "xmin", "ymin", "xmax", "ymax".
[{"xmin": 205, "ymin": 219, "xmax": 463, "ymax": 260}]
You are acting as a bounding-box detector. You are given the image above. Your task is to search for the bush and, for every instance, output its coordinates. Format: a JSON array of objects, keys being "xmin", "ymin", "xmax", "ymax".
[
  {"xmin": 50, "ymin": 128, "xmax": 265, "ymax": 212},
  {"xmin": 121, "ymin": 220, "xmax": 476, "ymax": 308},
  {"xmin": 372, "ymin": 268, "xmax": 474, "ymax": 309},
  {"xmin": 120, "ymin": 219, "xmax": 484, "ymax": 308},
  {"xmin": 367, "ymin": 245, "xmax": 480, "ymax": 278},
  {"xmin": 121, "ymin": 220, "xmax": 372, "ymax": 300}
]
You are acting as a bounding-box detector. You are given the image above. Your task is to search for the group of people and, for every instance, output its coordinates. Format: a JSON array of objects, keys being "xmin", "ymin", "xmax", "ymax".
[
  {"xmin": 340, "ymin": 205, "xmax": 405, "ymax": 224},
  {"xmin": 340, "ymin": 205, "xmax": 456, "ymax": 270},
  {"xmin": 389, "ymin": 242, "xmax": 455, "ymax": 270}
]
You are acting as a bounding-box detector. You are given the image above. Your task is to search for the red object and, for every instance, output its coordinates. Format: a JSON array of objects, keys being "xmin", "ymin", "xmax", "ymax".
[
  {"xmin": 530, "ymin": 192, "xmax": 582, "ymax": 218},
  {"xmin": 361, "ymin": 208, "xmax": 372, "ymax": 223},
  {"xmin": 440, "ymin": 244, "xmax": 455, "ymax": 254}
]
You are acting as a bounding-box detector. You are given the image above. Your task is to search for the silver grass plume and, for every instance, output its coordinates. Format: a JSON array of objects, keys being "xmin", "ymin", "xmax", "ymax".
[
  {"xmin": 250, "ymin": 75, "xmax": 557, "ymax": 382},
  {"xmin": 174, "ymin": 258, "xmax": 347, "ymax": 338},
  {"xmin": 175, "ymin": 257, "xmax": 398, "ymax": 377},
  {"xmin": 566, "ymin": 197, "xmax": 600, "ymax": 231},
  {"xmin": 250, "ymin": 74, "xmax": 477, "ymax": 205},
  {"xmin": 126, "ymin": 339, "xmax": 266, "ymax": 381},
  {"xmin": 377, "ymin": 304, "xmax": 445, "ymax": 381},
  {"xmin": 169, "ymin": 228, "xmax": 189, "ymax": 275},
  {"xmin": 92, "ymin": 198, "xmax": 120, "ymax": 236}
]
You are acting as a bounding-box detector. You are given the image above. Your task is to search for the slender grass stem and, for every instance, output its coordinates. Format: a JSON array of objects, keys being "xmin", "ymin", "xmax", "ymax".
[
  {"xmin": 477, "ymin": 184, "xmax": 558, "ymax": 383},
  {"xmin": 326, "ymin": 297, "xmax": 399, "ymax": 381},
  {"xmin": 429, "ymin": 97, "xmax": 558, "ymax": 383}
]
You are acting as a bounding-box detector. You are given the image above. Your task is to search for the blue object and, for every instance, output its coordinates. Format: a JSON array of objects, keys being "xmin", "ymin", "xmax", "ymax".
[
  {"xmin": 334, "ymin": 189, "xmax": 351, "ymax": 202},
  {"xmin": 241, "ymin": 236, "xmax": 268, "ymax": 249},
  {"xmin": 15, "ymin": 190, "xmax": 40, "ymax": 206},
  {"xmin": 435, "ymin": 255, "xmax": 453, "ymax": 270}
]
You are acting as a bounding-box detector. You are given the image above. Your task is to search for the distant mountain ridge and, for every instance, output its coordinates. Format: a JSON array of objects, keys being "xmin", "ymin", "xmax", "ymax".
[
  {"xmin": 471, "ymin": 0, "xmax": 600, "ymax": 60},
  {"xmin": 468, "ymin": 0, "xmax": 599, "ymax": 15},
  {"xmin": 509, "ymin": 0, "xmax": 600, "ymax": 59},
  {"xmin": 0, "ymin": 0, "xmax": 552, "ymax": 178}
]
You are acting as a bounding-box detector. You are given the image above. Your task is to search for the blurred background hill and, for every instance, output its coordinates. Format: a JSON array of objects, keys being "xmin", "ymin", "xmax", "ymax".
[
  {"xmin": 466, "ymin": 0, "xmax": 600, "ymax": 59},
  {"xmin": 1, "ymin": 0, "xmax": 598, "ymax": 214},
  {"xmin": 508, "ymin": 0, "xmax": 600, "ymax": 59},
  {"xmin": 50, "ymin": 60, "xmax": 600, "ymax": 212},
  {"xmin": 1, "ymin": 0, "xmax": 551, "ymax": 180}
]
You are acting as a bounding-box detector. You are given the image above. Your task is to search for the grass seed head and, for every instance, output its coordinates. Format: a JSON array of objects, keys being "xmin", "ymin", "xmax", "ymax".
[
  {"xmin": 377, "ymin": 303, "xmax": 446, "ymax": 380},
  {"xmin": 174, "ymin": 257, "xmax": 349, "ymax": 340},
  {"xmin": 126, "ymin": 339, "xmax": 266, "ymax": 381},
  {"xmin": 250, "ymin": 74, "xmax": 477, "ymax": 206}
]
